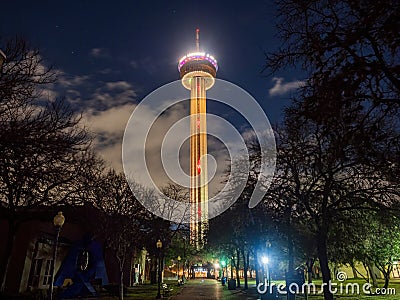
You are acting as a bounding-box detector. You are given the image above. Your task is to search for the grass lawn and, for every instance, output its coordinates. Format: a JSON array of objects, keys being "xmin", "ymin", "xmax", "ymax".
[
  {"xmin": 303, "ymin": 278, "xmax": 398, "ymax": 300},
  {"xmin": 93, "ymin": 280, "xmax": 184, "ymax": 300}
]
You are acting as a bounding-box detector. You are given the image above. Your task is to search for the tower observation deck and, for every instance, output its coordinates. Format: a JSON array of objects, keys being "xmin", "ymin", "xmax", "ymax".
[{"xmin": 178, "ymin": 29, "xmax": 218, "ymax": 249}]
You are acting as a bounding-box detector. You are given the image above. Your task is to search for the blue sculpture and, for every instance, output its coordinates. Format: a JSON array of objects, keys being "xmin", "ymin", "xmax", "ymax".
[{"xmin": 54, "ymin": 236, "xmax": 108, "ymax": 298}]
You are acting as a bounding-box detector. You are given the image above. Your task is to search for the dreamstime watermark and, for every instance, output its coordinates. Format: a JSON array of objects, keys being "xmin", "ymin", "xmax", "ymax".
[
  {"xmin": 257, "ymin": 271, "xmax": 396, "ymax": 296},
  {"xmin": 122, "ymin": 79, "xmax": 276, "ymax": 223}
]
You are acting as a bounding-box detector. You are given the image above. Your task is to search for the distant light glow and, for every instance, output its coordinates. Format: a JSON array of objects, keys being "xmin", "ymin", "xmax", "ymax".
[{"xmin": 261, "ymin": 256, "xmax": 269, "ymax": 264}]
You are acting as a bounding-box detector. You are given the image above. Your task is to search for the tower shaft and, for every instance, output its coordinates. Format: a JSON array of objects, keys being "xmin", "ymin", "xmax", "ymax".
[
  {"xmin": 178, "ymin": 30, "xmax": 217, "ymax": 249},
  {"xmin": 190, "ymin": 76, "xmax": 209, "ymax": 249}
]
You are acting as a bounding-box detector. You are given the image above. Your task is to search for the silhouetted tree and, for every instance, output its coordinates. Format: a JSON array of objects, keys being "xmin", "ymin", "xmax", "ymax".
[
  {"xmin": 0, "ymin": 37, "xmax": 97, "ymax": 290},
  {"xmin": 266, "ymin": 0, "xmax": 400, "ymax": 182},
  {"xmin": 265, "ymin": 2, "xmax": 400, "ymax": 298},
  {"xmin": 264, "ymin": 109, "xmax": 399, "ymax": 300},
  {"xmin": 93, "ymin": 170, "xmax": 152, "ymax": 300},
  {"xmin": 266, "ymin": 0, "xmax": 400, "ymax": 106}
]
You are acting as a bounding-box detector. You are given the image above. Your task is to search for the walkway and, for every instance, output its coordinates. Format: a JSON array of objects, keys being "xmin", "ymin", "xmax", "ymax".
[{"xmin": 170, "ymin": 278, "xmax": 260, "ymax": 300}]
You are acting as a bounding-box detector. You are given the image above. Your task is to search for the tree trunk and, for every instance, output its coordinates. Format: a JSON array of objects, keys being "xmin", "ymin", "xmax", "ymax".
[
  {"xmin": 306, "ymin": 258, "xmax": 314, "ymax": 283},
  {"xmin": 382, "ymin": 265, "xmax": 392, "ymax": 289},
  {"xmin": 119, "ymin": 269, "xmax": 124, "ymax": 300},
  {"xmin": 242, "ymin": 249, "xmax": 248, "ymax": 289},
  {"xmin": 254, "ymin": 250, "xmax": 260, "ymax": 285},
  {"xmin": 288, "ymin": 237, "xmax": 294, "ymax": 275},
  {"xmin": 130, "ymin": 251, "xmax": 135, "ymax": 286},
  {"xmin": 383, "ymin": 273, "xmax": 390, "ymax": 289},
  {"xmin": 351, "ymin": 264, "xmax": 358, "ymax": 279},
  {"xmin": 117, "ymin": 252, "xmax": 126, "ymax": 300},
  {"xmin": 230, "ymin": 258, "xmax": 234, "ymax": 279},
  {"xmin": 150, "ymin": 256, "xmax": 157, "ymax": 284},
  {"xmin": 286, "ymin": 197, "xmax": 294, "ymax": 276},
  {"xmin": 0, "ymin": 219, "xmax": 17, "ymax": 292},
  {"xmin": 366, "ymin": 261, "xmax": 378, "ymax": 287},
  {"xmin": 317, "ymin": 232, "xmax": 333, "ymax": 300},
  {"xmin": 236, "ymin": 249, "xmax": 241, "ymax": 288}
]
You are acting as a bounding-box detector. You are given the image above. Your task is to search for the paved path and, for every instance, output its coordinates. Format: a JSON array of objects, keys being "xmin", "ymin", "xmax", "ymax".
[{"xmin": 171, "ymin": 279, "xmax": 260, "ymax": 300}]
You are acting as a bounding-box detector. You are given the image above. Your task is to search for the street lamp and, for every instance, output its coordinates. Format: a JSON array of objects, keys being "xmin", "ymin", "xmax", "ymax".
[
  {"xmin": 49, "ymin": 212, "xmax": 65, "ymax": 300},
  {"xmin": 177, "ymin": 256, "xmax": 181, "ymax": 281},
  {"xmin": 156, "ymin": 239, "xmax": 163, "ymax": 299}
]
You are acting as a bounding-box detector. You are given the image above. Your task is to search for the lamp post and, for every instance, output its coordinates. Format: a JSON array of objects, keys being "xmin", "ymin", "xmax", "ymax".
[
  {"xmin": 156, "ymin": 239, "xmax": 162, "ymax": 299},
  {"xmin": 49, "ymin": 212, "xmax": 65, "ymax": 300},
  {"xmin": 177, "ymin": 256, "xmax": 181, "ymax": 281},
  {"xmin": 266, "ymin": 241, "xmax": 271, "ymax": 286},
  {"xmin": 261, "ymin": 255, "xmax": 269, "ymax": 286},
  {"xmin": 182, "ymin": 235, "xmax": 187, "ymax": 280}
]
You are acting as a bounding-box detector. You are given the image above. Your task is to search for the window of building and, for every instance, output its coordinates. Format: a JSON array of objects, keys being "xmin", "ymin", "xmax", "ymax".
[
  {"xmin": 28, "ymin": 258, "xmax": 43, "ymax": 288},
  {"xmin": 42, "ymin": 259, "xmax": 53, "ymax": 286}
]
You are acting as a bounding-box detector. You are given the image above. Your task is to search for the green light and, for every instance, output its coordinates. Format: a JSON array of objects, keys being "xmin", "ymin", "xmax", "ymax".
[{"xmin": 221, "ymin": 260, "xmax": 226, "ymax": 267}]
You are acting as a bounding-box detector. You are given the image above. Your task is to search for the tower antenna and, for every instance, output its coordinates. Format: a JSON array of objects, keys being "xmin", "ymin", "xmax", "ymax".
[{"xmin": 196, "ymin": 28, "xmax": 200, "ymax": 51}]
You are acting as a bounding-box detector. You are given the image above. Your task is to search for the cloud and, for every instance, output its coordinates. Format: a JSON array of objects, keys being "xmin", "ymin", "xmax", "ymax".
[
  {"xmin": 269, "ymin": 77, "xmax": 305, "ymax": 96},
  {"xmin": 121, "ymin": 102, "xmax": 235, "ymax": 197},
  {"xmin": 90, "ymin": 48, "xmax": 108, "ymax": 58},
  {"xmin": 57, "ymin": 74, "xmax": 90, "ymax": 88},
  {"xmin": 87, "ymin": 82, "xmax": 137, "ymax": 110},
  {"xmin": 55, "ymin": 78, "xmax": 137, "ymax": 111},
  {"xmin": 83, "ymin": 104, "xmax": 135, "ymax": 171},
  {"xmin": 80, "ymin": 80, "xmax": 138, "ymax": 170},
  {"xmin": 105, "ymin": 81, "xmax": 132, "ymax": 91},
  {"xmin": 40, "ymin": 88, "xmax": 58, "ymax": 100},
  {"xmin": 39, "ymin": 65, "xmax": 139, "ymax": 172}
]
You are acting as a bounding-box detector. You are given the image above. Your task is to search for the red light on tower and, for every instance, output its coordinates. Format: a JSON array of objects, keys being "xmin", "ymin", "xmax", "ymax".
[
  {"xmin": 196, "ymin": 29, "xmax": 200, "ymax": 51},
  {"xmin": 197, "ymin": 159, "xmax": 201, "ymax": 174}
]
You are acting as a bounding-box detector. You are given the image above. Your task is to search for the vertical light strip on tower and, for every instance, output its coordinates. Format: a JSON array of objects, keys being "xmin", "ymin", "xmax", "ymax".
[{"xmin": 178, "ymin": 29, "xmax": 218, "ymax": 249}]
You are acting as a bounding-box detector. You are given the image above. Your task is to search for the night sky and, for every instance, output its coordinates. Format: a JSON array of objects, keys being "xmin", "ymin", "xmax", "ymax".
[{"xmin": 1, "ymin": 0, "xmax": 304, "ymax": 180}]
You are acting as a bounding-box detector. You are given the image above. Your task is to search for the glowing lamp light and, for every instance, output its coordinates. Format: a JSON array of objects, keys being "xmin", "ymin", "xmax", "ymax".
[
  {"xmin": 53, "ymin": 211, "xmax": 65, "ymax": 228},
  {"xmin": 221, "ymin": 260, "xmax": 226, "ymax": 267},
  {"xmin": 261, "ymin": 256, "xmax": 269, "ymax": 265}
]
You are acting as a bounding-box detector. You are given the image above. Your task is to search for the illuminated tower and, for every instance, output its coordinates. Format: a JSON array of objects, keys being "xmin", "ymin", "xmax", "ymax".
[{"xmin": 178, "ymin": 29, "xmax": 218, "ymax": 249}]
